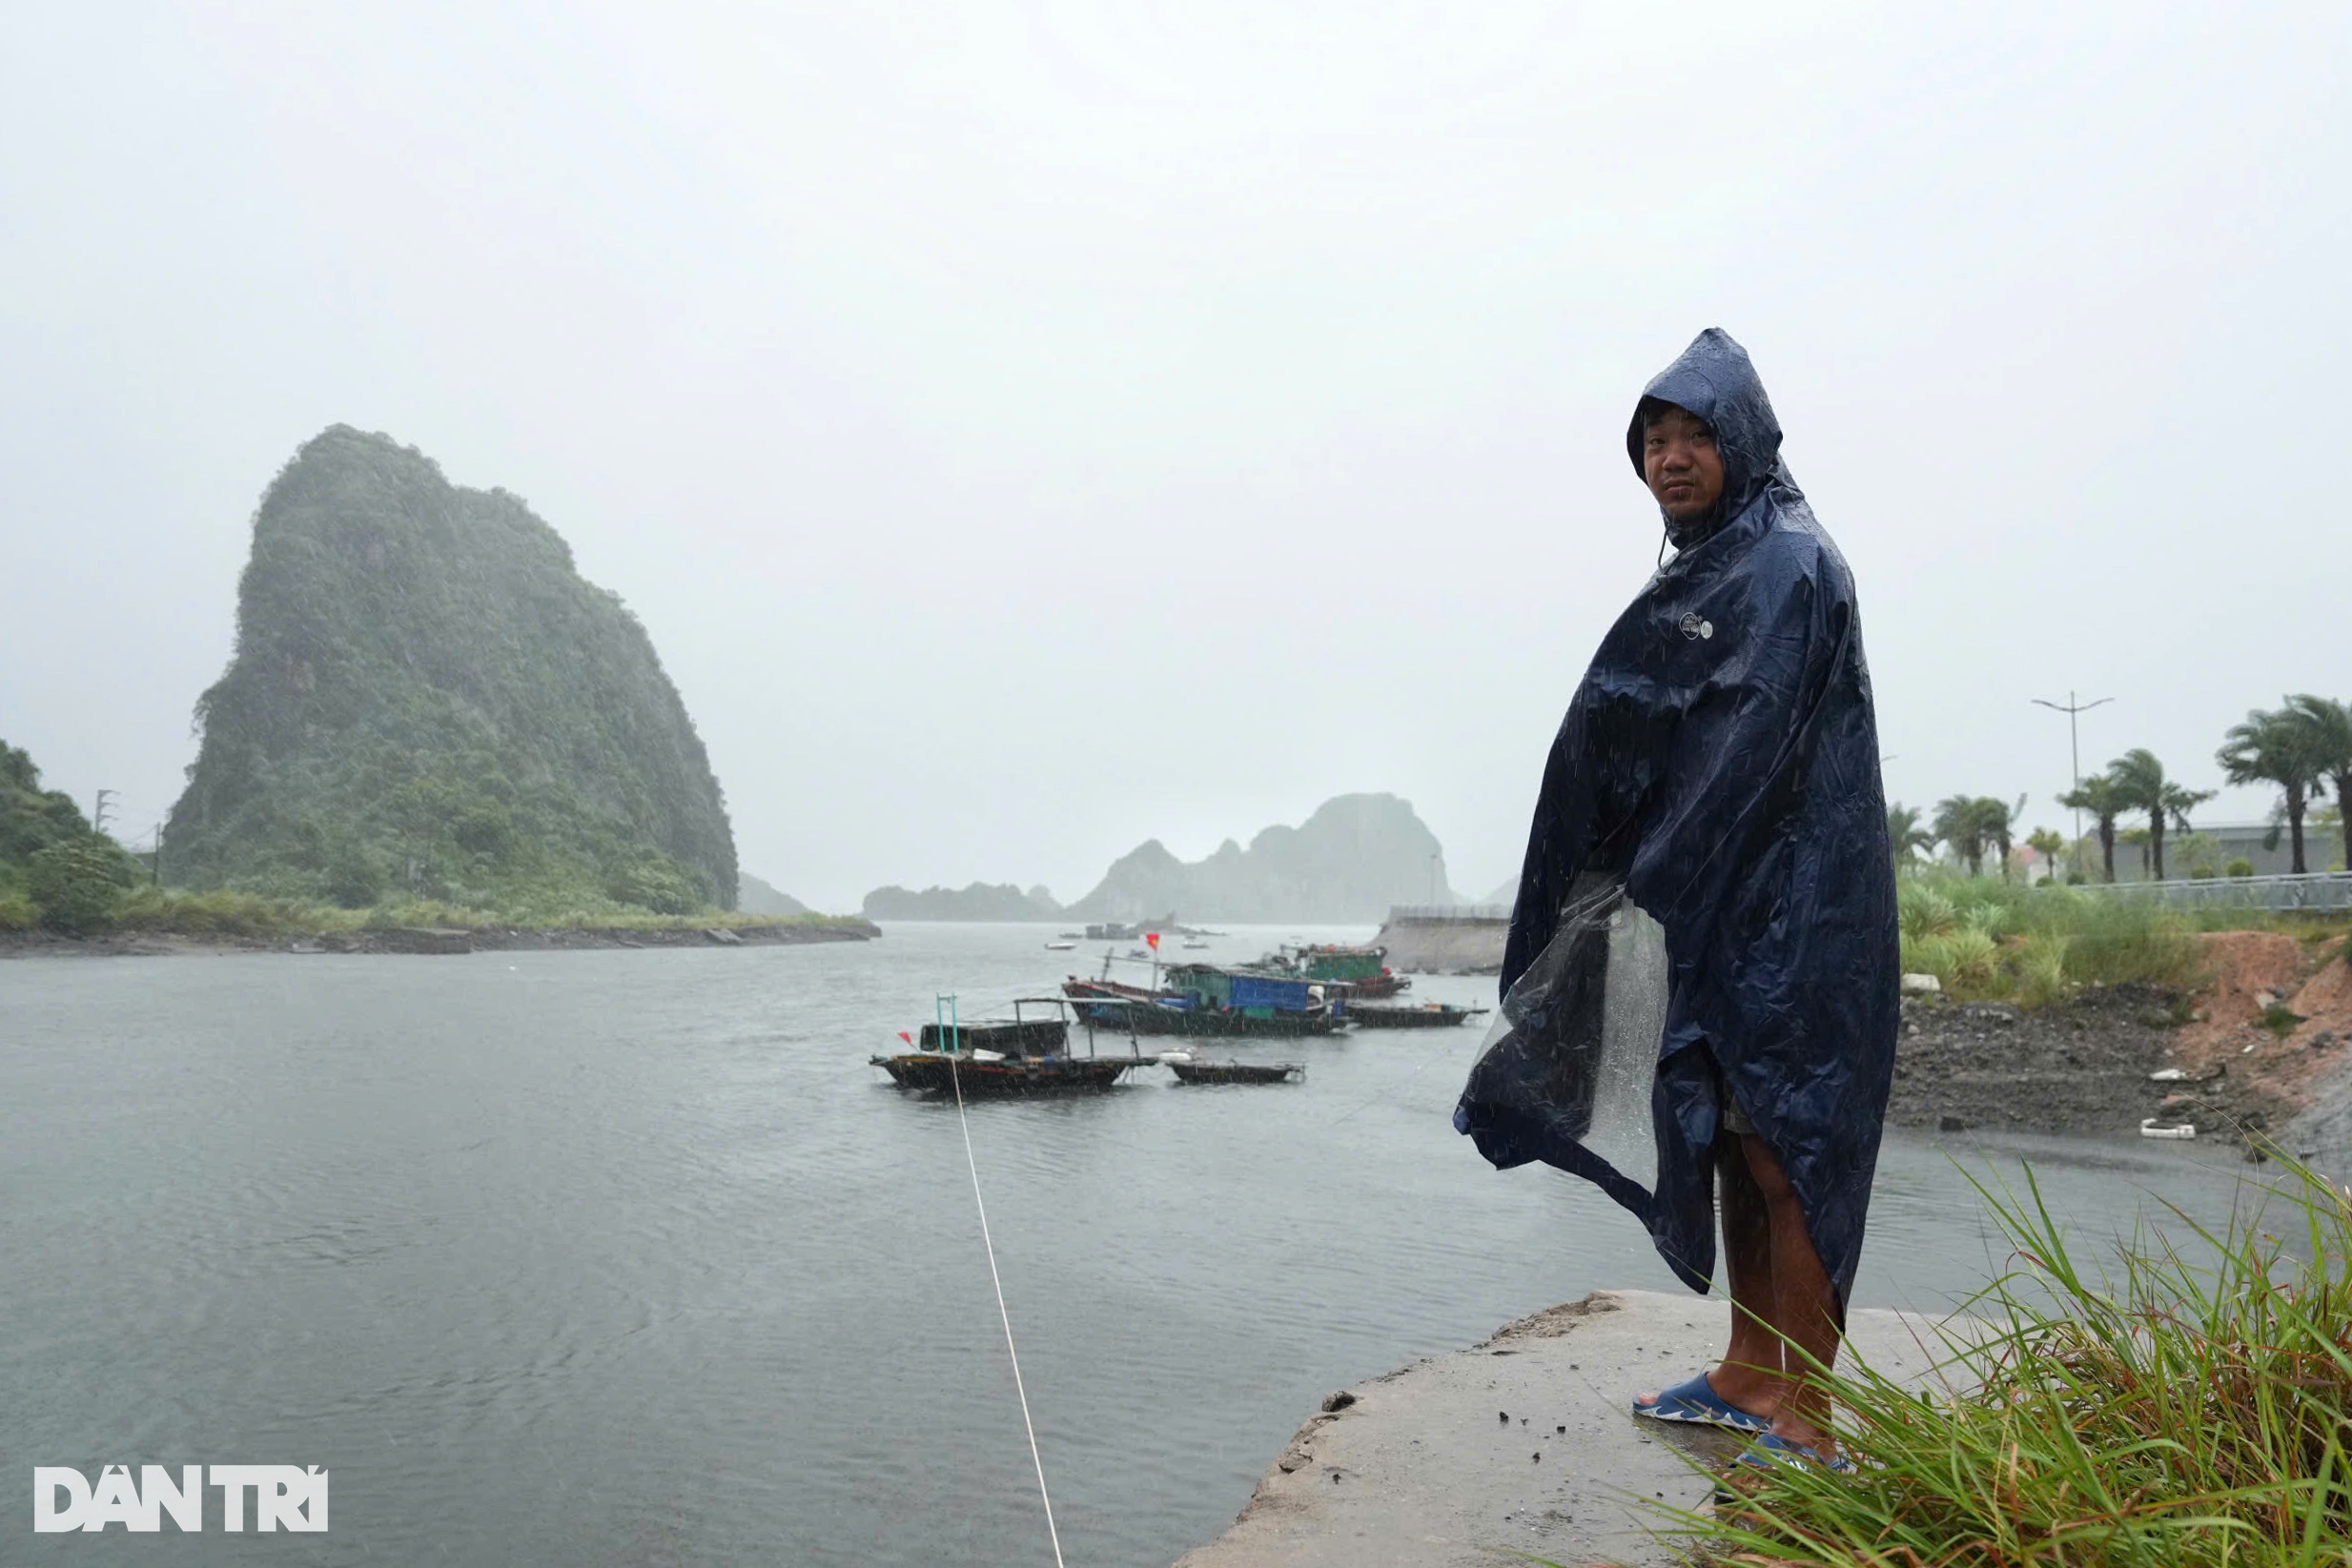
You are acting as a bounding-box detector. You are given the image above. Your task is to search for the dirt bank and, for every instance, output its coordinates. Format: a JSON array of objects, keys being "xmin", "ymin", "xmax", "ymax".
[
  {"xmin": 0, "ymin": 920, "xmax": 880, "ymax": 959},
  {"xmin": 1893, "ymin": 932, "xmax": 2351, "ymax": 1145}
]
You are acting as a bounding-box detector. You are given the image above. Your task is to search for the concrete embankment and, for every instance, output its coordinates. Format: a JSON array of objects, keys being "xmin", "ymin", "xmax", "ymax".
[
  {"xmin": 1375, "ymin": 914, "xmax": 1508, "ymax": 976},
  {"xmin": 1172, "ymin": 1288, "xmax": 1950, "ymax": 1568}
]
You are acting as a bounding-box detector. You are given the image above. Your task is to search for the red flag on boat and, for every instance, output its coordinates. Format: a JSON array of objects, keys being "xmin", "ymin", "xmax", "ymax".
[
  {"xmin": 897, "ymin": 1030, "xmax": 912, "ymax": 1045},
  {"xmin": 1145, "ymin": 931, "xmax": 1160, "ymax": 949}
]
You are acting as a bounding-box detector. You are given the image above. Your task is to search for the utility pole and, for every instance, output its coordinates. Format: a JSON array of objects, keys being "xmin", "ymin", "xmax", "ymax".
[
  {"xmin": 151, "ymin": 821, "xmax": 164, "ymax": 885},
  {"xmin": 2031, "ymin": 692, "xmax": 2112, "ymax": 876},
  {"xmin": 92, "ymin": 788, "xmax": 116, "ymax": 838}
]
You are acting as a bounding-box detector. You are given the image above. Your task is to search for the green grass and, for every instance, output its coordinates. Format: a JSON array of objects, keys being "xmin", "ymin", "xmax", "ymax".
[
  {"xmin": 1890, "ymin": 871, "xmax": 2352, "ymax": 1005},
  {"xmin": 1615, "ymin": 1153, "xmax": 2352, "ymax": 1567}
]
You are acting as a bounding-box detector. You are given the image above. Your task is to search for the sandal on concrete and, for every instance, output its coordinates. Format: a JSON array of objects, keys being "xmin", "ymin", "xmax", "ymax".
[
  {"xmin": 1630, "ymin": 1372, "xmax": 1770, "ymax": 1434},
  {"xmin": 1735, "ymin": 1431, "xmax": 1855, "ymax": 1476}
]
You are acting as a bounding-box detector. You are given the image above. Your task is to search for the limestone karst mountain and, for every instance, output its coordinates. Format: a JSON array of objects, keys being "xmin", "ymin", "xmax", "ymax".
[
  {"xmin": 1063, "ymin": 793, "xmax": 1461, "ymax": 923},
  {"xmin": 166, "ymin": 426, "xmax": 738, "ymax": 913},
  {"xmin": 861, "ymin": 882, "xmax": 1061, "ymax": 921}
]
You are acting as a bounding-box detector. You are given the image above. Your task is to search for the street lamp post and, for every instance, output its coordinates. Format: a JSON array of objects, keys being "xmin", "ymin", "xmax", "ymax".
[{"xmin": 2031, "ymin": 691, "xmax": 2113, "ymax": 878}]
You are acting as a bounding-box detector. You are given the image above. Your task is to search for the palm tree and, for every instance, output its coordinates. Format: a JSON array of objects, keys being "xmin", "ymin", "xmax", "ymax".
[
  {"xmin": 1975, "ymin": 794, "xmax": 2025, "ymax": 881},
  {"xmin": 2057, "ymin": 775, "xmax": 2127, "ymax": 883},
  {"xmin": 2104, "ymin": 749, "xmax": 2215, "ymax": 882},
  {"xmin": 2217, "ymin": 704, "xmax": 2326, "ymax": 874},
  {"xmin": 2026, "ymin": 827, "xmax": 2065, "ymax": 882},
  {"xmin": 1928, "ymin": 799, "xmax": 1985, "ymax": 884},
  {"xmin": 1886, "ymin": 804, "xmax": 1935, "ymax": 866},
  {"xmin": 2286, "ymin": 694, "xmax": 2352, "ymax": 875}
]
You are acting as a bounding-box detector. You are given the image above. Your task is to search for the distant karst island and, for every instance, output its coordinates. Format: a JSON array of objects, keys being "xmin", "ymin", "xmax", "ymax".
[
  {"xmin": 861, "ymin": 793, "xmax": 1462, "ymax": 924},
  {"xmin": 5, "ymin": 426, "xmax": 867, "ymax": 949},
  {"xmin": 166, "ymin": 425, "xmax": 741, "ymax": 915}
]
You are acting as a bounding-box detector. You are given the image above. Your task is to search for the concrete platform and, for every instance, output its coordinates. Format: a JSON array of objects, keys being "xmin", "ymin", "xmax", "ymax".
[{"xmin": 1171, "ymin": 1289, "xmax": 1953, "ymax": 1568}]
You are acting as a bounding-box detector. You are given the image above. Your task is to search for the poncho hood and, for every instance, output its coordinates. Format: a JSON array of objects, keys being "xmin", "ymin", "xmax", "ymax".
[
  {"xmin": 1626, "ymin": 328, "xmax": 1787, "ymax": 549},
  {"xmin": 1458, "ymin": 333, "xmax": 1897, "ymax": 1304}
]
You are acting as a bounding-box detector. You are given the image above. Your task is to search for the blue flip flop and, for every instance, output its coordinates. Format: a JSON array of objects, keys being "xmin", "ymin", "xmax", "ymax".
[
  {"xmin": 1735, "ymin": 1431, "xmax": 1855, "ymax": 1475},
  {"xmin": 1630, "ymin": 1372, "xmax": 1770, "ymax": 1433}
]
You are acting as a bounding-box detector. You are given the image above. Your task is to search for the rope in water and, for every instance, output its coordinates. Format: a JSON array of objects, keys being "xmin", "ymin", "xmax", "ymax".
[{"xmin": 946, "ymin": 1026, "xmax": 1068, "ymax": 1568}]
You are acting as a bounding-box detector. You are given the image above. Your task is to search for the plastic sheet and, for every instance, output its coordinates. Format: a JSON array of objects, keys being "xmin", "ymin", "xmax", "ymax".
[{"xmin": 1455, "ymin": 329, "xmax": 1898, "ymax": 1302}]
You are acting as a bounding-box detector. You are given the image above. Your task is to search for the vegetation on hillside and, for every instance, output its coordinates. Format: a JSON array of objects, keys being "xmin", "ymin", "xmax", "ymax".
[
  {"xmin": 6, "ymin": 738, "xmax": 850, "ymax": 937},
  {"xmin": 163, "ymin": 426, "xmax": 739, "ymax": 914}
]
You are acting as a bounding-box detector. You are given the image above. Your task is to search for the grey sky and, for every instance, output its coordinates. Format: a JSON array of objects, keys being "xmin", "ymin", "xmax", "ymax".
[{"xmin": 4, "ymin": 3, "xmax": 2346, "ymax": 911}]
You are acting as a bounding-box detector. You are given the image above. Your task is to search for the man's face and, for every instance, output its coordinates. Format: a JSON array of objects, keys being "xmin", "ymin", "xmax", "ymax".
[{"xmin": 1641, "ymin": 405, "xmax": 1724, "ymax": 522}]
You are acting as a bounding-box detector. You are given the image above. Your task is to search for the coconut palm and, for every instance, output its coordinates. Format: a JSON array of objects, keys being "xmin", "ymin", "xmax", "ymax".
[
  {"xmin": 1886, "ymin": 803, "xmax": 1936, "ymax": 866},
  {"xmin": 2104, "ymin": 748, "xmax": 2215, "ymax": 883},
  {"xmin": 1969, "ymin": 795, "xmax": 2025, "ymax": 882},
  {"xmin": 2286, "ymin": 694, "xmax": 2352, "ymax": 874},
  {"xmin": 2217, "ymin": 704, "xmax": 2327, "ymax": 875},
  {"xmin": 2057, "ymin": 775, "xmax": 2128, "ymax": 883},
  {"xmin": 1932, "ymin": 795, "xmax": 1990, "ymax": 877},
  {"xmin": 2026, "ymin": 827, "xmax": 2065, "ymax": 882}
]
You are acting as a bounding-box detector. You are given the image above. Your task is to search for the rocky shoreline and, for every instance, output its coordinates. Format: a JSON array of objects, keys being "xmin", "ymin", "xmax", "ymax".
[
  {"xmin": 1892, "ymin": 933, "xmax": 2351, "ymax": 1151},
  {"xmin": 0, "ymin": 920, "xmax": 880, "ymax": 959}
]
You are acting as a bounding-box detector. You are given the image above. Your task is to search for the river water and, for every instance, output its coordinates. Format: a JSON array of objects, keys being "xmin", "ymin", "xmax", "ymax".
[{"xmin": 2, "ymin": 924, "xmax": 2269, "ymax": 1565}]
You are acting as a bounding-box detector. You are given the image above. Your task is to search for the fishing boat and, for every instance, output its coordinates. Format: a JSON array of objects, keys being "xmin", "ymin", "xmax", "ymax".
[
  {"xmin": 1345, "ymin": 1001, "xmax": 1491, "ymax": 1029},
  {"xmin": 1271, "ymin": 943, "xmax": 1412, "ymax": 999},
  {"xmin": 1070, "ymin": 962, "xmax": 1347, "ymax": 1038},
  {"xmin": 1044, "ymin": 940, "xmax": 1077, "ymax": 951},
  {"xmin": 1158, "ymin": 1050, "xmax": 1303, "ymax": 1085},
  {"xmin": 871, "ymin": 998, "xmax": 1144, "ymax": 1095},
  {"xmin": 1072, "ymin": 996, "xmax": 1346, "ymax": 1038},
  {"xmin": 1062, "ymin": 975, "xmax": 1172, "ymax": 1004}
]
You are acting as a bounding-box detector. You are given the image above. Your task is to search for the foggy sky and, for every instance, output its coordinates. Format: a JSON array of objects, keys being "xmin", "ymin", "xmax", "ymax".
[{"xmin": 4, "ymin": 3, "xmax": 2346, "ymax": 912}]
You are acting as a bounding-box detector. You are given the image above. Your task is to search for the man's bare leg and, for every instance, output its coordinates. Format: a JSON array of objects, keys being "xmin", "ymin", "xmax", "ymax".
[
  {"xmin": 1740, "ymin": 1131, "xmax": 1842, "ymax": 1452},
  {"xmin": 1634, "ymin": 1134, "xmax": 1785, "ymax": 1418},
  {"xmin": 1708, "ymin": 1132, "xmax": 1788, "ymax": 1416}
]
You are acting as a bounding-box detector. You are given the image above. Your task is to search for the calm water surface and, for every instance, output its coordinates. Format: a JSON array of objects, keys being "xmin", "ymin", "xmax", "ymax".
[{"xmin": 2, "ymin": 925, "xmax": 2267, "ymax": 1564}]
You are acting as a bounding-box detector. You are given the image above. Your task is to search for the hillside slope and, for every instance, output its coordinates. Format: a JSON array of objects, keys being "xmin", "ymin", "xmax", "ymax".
[
  {"xmin": 166, "ymin": 426, "xmax": 737, "ymax": 913},
  {"xmin": 1065, "ymin": 794, "xmax": 1458, "ymax": 923}
]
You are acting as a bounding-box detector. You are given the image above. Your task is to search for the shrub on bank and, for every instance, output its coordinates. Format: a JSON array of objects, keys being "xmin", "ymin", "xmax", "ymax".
[
  {"xmin": 1895, "ymin": 872, "xmax": 2230, "ymax": 1003},
  {"xmin": 26, "ymin": 837, "xmax": 138, "ymax": 933}
]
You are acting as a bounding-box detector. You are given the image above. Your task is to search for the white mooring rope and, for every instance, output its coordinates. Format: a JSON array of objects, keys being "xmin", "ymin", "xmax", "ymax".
[{"xmin": 947, "ymin": 1049, "xmax": 1069, "ymax": 1568}]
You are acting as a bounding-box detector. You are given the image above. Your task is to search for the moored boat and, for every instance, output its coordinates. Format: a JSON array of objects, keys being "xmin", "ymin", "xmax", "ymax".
[
  {"xmin": 1075, "ymin": 960, "xmax": 1348, "ymax": 1037},
  {"xmin": 1274, "ymin": 943, "xmax": 1411, "ymax": 999},
  {"xmin": 1345, "ymin": 1001, "xmax": 1490, "ymax": 1029},
  {"xmin": 1159, "ymin": 1051, "xmax": 1303, "ymax": 1085},
  {"xmin": 1071, "ymin": 997, "xmax": 1345, "ymax": 1037},
  {"xmin": 872, "ymin": 997, "xmax": 1145, "ymax": 1096}
]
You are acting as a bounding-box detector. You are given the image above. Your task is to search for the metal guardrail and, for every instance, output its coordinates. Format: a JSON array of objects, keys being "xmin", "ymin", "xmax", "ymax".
[
  {"xmin": 2083, "ymin": 871, "xmax": 2352, "ymax": 912},
  {"xmin": 1385, "ymin": 904, "xmax": 1514, "ymax": 922}
]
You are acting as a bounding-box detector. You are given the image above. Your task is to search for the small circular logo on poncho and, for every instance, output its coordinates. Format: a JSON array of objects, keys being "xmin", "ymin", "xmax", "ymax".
[{"xmin": 1678, "ymin": 612, "xmax": 1714, "ymax": 641}]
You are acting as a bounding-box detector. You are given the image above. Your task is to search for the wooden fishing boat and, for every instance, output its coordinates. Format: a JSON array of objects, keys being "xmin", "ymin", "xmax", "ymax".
[
  {"xmin": 1271, "ymin": 944, "xmax": 1412, "ymax": 998},
  {"xmin": 1160, "ymin": 1051, "xmax": 1303, "ymax": 1085},
  {"xmin": 872, "ymin": 998, "xmax": 1145, "ymax": 1096},
  {"xmin": 1061, "ymin": 975, "xmax": 1173, "ymax": 1005},
  {"xmin": 873, "ymin": 1052, "xmax": 1136, "ymax": 1094},
  {"xmin": 1345, "ymin": 1001, "xmax": 1491, "ymax": 1029},
  {"xmin": 1070, "ymin": 996, "xmax": 1346, "ymax": 1037}
]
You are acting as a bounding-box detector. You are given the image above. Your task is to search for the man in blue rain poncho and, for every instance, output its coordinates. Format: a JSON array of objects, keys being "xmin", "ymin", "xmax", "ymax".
[{"xmin": 1455, "ymin": 329, "xmax": 1896, "ymax": 1464}]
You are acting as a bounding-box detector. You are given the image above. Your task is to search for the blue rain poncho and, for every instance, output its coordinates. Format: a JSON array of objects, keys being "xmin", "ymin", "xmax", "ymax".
[{"xmin": 1455, "ymin": 329, "xmax": 1897, "ymax": 1305}]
